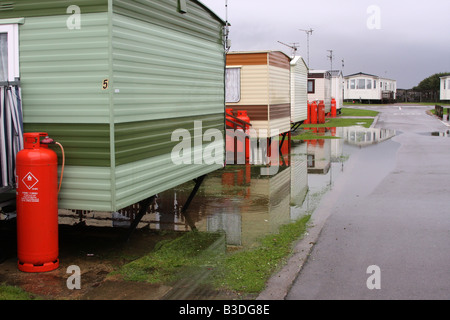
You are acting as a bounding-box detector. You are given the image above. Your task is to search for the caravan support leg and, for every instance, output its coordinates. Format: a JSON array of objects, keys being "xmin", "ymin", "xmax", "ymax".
[
  {"xmin": 181, "ymin": 174, "xmax": 207, "ymax": 231},
  {"xmin": 291, "ymin": 121, "xmax": 303, "ymax": 132},
  {"xmin": 279, "ymin": 132, "xmax": 289, "ymax": 151},
  {"xmin": 123, "ymin": 195, "xmax": 155, "ymax": 241}
]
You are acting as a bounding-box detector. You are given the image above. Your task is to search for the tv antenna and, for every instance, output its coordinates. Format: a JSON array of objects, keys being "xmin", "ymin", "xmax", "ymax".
[
  {"xmin": 299, "ymin": 28, "xmax": 313, "ymax": 67},
  {"xmin": 277, "ymin": 41, "xmax": 299, "ymax": 57},
  {"xmin": 224, "ymin": 0, "xmax": 231, "ymax": 51},
  {"xmin": 327, "ymin": 49, "xmax": 333, "ymax": 71}
]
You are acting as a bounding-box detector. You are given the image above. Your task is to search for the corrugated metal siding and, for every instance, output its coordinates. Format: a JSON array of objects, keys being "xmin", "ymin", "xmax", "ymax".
[
  {"xmin": 226, "ymin": 52, "xmax": 268, "ymax": 66},
  {"xmin": 113, "ymin": 0, "xmax": 223, "ymax": 44},
  {"xmin": 111, "ymin": 12, "xmax": 224, "ymax": 123},
  {"xmin": 308, "ymin": 78, "xmax": 325, "ymax": 102},
  {"xmin": 268, "ymin": 65, "xmax": 290, "ymax": 105},
  {"xmin": 290, "ymin": 57, "xmax": 308, "ymax": 122},
  {"xmin": 115, "ymin": 152, "xmax": 223, "ymax": 210},
  {"xmin": 111, "ymin": 0, "xmax": 225, "ymax": 210},
  {"xmin": 19, "ymin": 13, "xmax": 113, "ymax": 211},
  {"xmin": 24, "ymin": 123, "xmax": 110, "ymax": 167},
  {"xmin": 20, "ymin": 13, "xmax": 110, "ymax": 124},
  {"xmin": 57, "ymin": 166, "xmax": 113, "ymax": 211},
  {"xmin": 331, "ymin": 75, "xmax": 344, "ymax": 110},
  {"xmin": 232, "ymin": 65, "xmax": 269, "ymax": 105},
  {"xmin": 268, "ymin": 51, "xmax": 290, "ymax": 70},
  {"xmin": 114, "ymin": 114, "xmax": 223, "ymax": 166},
  {"xmin": 323, "ymin": 76, "xmax": 331, "ymax": 112},
  {"xmin": 0, "ymin": 0, "xmax": 107, "ymax": 18},
  {"xmin": 269, "ymin": 117, "xmax": 290, "ymax": 135},
  {"xmin": 269, "ymin": 104, "xmax": 290, "ymax": 120},
  {"xmin": 268, "ymin": 63, "xmax": 290, "ymax": 134},
  {"xmin": 441, "ymin": 77, "xmax": 450, "ymax": 100}
]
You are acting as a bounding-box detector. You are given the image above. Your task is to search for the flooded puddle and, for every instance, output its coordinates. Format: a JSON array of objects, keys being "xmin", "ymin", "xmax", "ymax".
[
  {"xmin": 55, "ymin": 126, "xmax": 396, "ymax": 249},
  {"xmin": 431, "ymin": 130, "xmax": 450, "ymax": 137}
]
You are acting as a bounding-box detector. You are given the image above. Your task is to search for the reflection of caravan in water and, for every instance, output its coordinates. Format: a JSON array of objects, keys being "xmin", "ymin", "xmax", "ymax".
[
  {"xmin": 290, "ymin": 141, "xmax": 308, "ymax": 220},
  {"xmin": 307, "ymin": 139, "xmax": 331, "ymax": 174},
  {"xmin": 337, "ymin": 127, "xmax": 396, "ymax": 146},
  {"xmin": 204, "ymin": 166, "xmax": 293, "ymax": 246}
]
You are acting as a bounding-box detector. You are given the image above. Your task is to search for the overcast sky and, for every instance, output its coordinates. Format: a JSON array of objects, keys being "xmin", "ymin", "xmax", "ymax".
[{"xmin": 201, "ymin": 0, "xmax": 450, "ymax": 89}]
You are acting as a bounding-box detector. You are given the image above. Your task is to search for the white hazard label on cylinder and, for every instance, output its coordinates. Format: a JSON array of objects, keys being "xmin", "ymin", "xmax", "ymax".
[
  {"xmin": 21, "ymin": 172, "xmax": 40, "ymax": 203},
  {"xmin": 22, "ymin": 172, "xmax": 39, "ymax": 190}
]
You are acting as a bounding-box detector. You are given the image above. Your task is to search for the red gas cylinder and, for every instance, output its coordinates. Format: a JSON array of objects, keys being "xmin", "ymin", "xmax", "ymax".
[
  {"xmin": 305, "ymin": 102, "xmax": 311, "ymax": 124},
  {"xmin": 16, "ymin": 132, "xmax": 59, "ymax": 272},
  {"xmin": 225, "ymin": 108, "xmax": 235, "ymax": 164},
  {"xmin": 331, "ymin": 98, "xmax": 337, "ymax": 118},
  {"xmin": 237, "ymin": 110, "xmax": 251, "ymax": 164},
  {"xmin": 318, "ymin": 101, "xmax": 325, "ymax": 124},
  {"xmin": 310, "ymin": 101, "xmax": 318, "ymax": 124}
]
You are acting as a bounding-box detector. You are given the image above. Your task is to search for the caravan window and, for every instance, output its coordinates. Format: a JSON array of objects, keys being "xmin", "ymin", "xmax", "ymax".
[
  {"xmin": 374, "ymin": 80, "xmax": 376, "ymax": 89},
  {"xmin": 0, "ymin": 24, "xmax": 19, "ymax": 82},
  {"xmin": 0, "ymin": 33, "xmax": 7, "ymax": 81},
  {"xmin": 308, "ymin": 79, "xmax": 315, "ymax": 93},
  {"xmin": 357, "ymin": 79, "xmax": 365, "ymax": 89},
  {"xmin": 350, "ymin": 79, "xmax": 355, "ymax": 89},
  {"xmin": 225, "ymin": 67, "xmax": 241, "ymax": 103},
  {"xmin": 366, "ymin": 79, "xmax": 372, "ymax": 89}
]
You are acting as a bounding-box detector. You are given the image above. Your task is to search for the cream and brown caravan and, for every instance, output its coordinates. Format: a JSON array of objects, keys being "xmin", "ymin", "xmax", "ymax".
[{"xmin": 225, "ymin": 51, "xmax": 291, "ymax": 138}]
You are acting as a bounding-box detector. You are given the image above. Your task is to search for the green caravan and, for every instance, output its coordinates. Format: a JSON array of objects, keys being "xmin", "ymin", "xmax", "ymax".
[{"xmin": 0, "ymin": 0, "xmax": 226, "ymax": 211}]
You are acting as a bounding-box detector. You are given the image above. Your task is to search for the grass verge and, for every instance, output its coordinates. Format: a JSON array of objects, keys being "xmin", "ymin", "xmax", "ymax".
[
  {"xmin": 114, "ymin": 231, "xmax": 224, "ymax": 284},
  {"xmin": 0, "ymin": 284, "xmax": 40, "ymax": 300},
  {"xmin": 340, "ymin": 107, "xmax": 379, "ymax": 117},
  {"xmin": 292, "ymin": 131, "xmax": 340, "ymax": 140},
  {"xmin": 213, "ymin": 214, "xmax": 311, "ymax": 293},
  {"xmin": 301, "ymin": 118, "xmax": 374, "ymax": 129},
  {"xmin": 114, "ymin": 214, "xmax": 311, "ymax": 295}
]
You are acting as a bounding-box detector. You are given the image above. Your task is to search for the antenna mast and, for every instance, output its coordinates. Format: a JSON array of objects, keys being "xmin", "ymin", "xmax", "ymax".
[
  {"xmin": 277, "ymin": 41, "xmax": 299, "ymax": 57},
  {"xmin": 224, "ymin": 0, "xmax": 231, "ymax": 51},
  {"xmin": 327, "ymin": 49, "xmax": 333, "ymax": 71},
  {"xmin": 299, "ymin": 28, "xmax": 313, "ymax": 67}
]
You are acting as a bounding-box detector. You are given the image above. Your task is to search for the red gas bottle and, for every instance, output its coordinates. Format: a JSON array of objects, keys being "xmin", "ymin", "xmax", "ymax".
[
  {"xmin": 331, "ymin": 98, "xmax": 337, "ymax": 118},
  {"xmin": 318, "ymin": 100, "xmax": 325, "ymax": 124},
  {"xmin": 305, "ymin": 102, "xmax": 311, "ymax": 124},
  {"xmin": 225, "ymin": 108, "xmax": 235, "ymax": 164},
  {"xmin": 310, "ymin": 101, "xmax": 318, "ymax": 124},
  {"xmin": 16, "ymin": 132, "xmax": 59, "ymax": 272}
]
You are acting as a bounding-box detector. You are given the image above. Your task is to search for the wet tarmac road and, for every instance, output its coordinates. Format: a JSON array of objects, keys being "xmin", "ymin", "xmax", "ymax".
[{"xmin": 278, "ymin": 105, "xmax": 450, "ymax": 300}]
